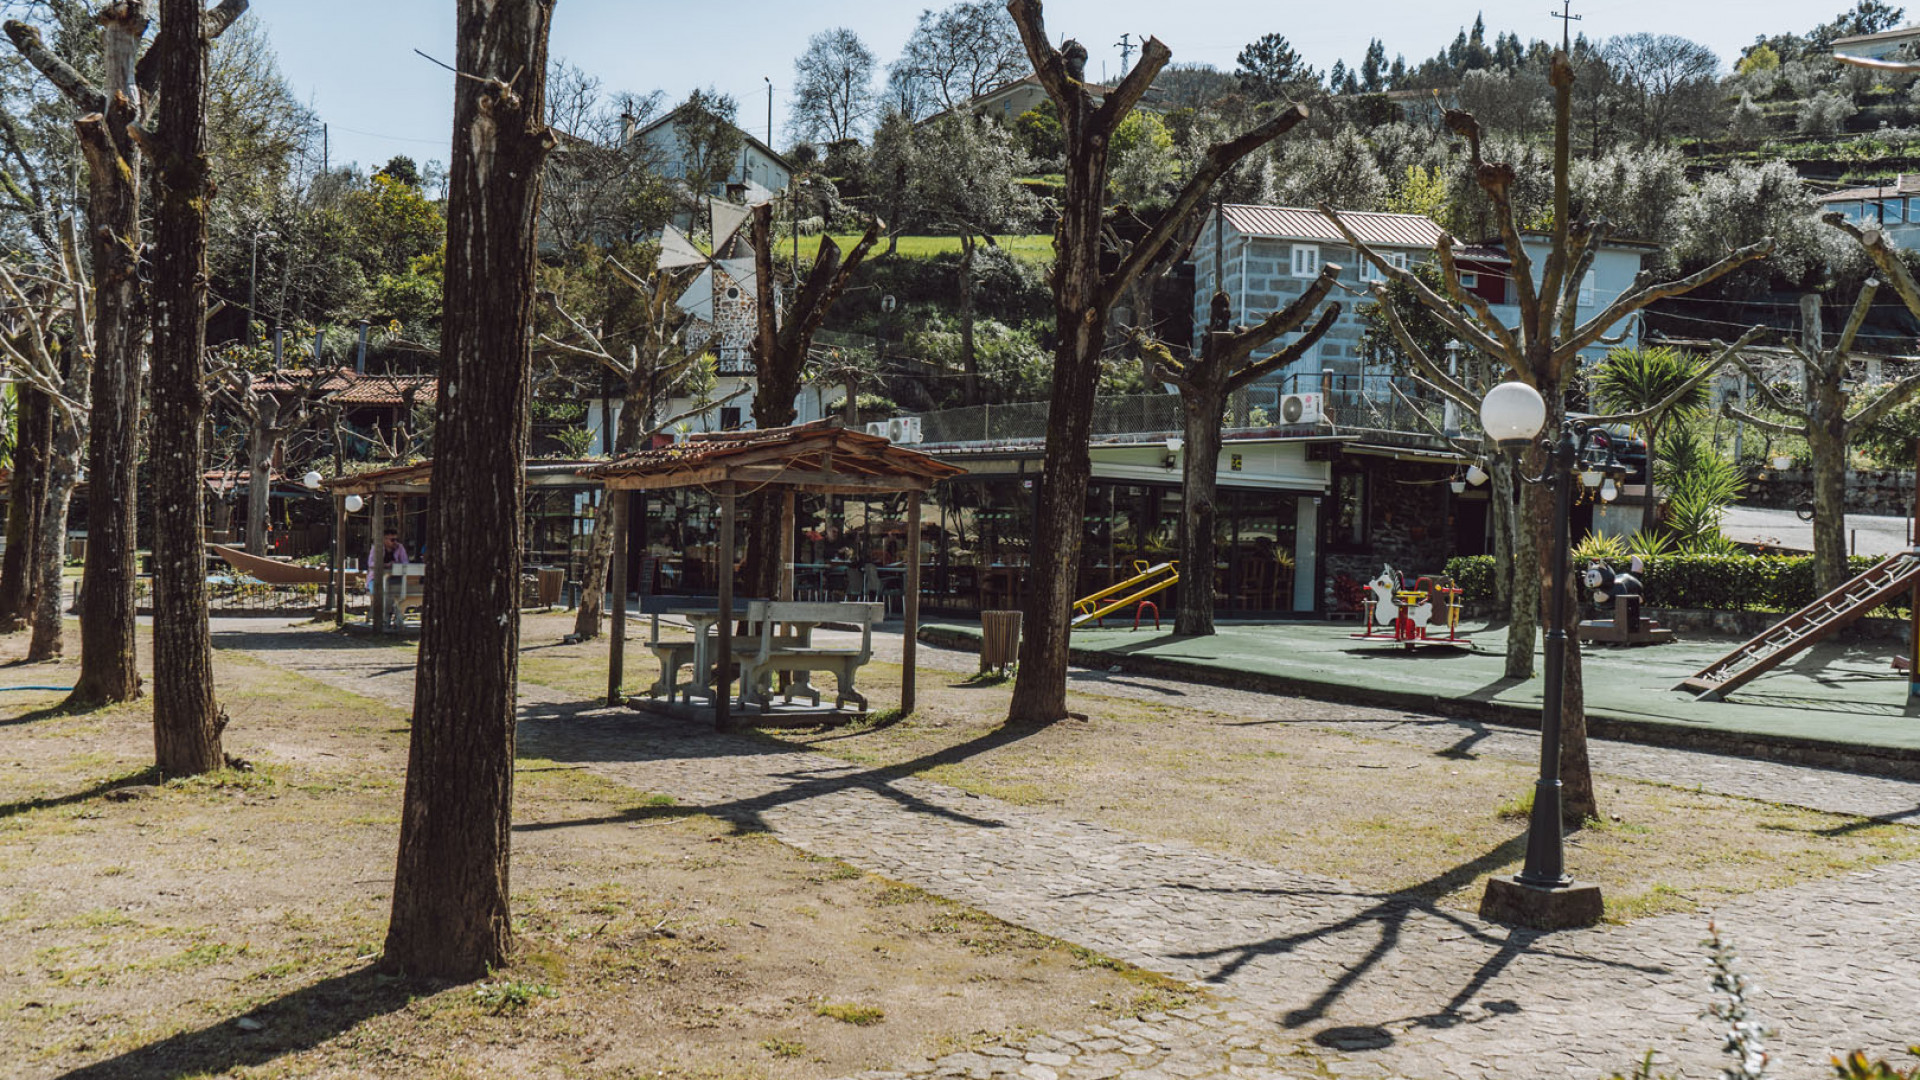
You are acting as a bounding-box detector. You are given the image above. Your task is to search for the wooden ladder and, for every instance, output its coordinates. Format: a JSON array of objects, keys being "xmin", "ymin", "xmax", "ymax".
[{"xmin": 1673, "ymin": 549, "xmax": 1920, "ymax": 700}]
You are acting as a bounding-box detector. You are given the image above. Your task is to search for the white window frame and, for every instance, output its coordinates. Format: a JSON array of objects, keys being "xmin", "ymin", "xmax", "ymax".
[
  {"xmin": 1364, "ymin": 250, "xmax": 1410, "ymax": 283},
  {"xmin": 1579, "ymin": 269, "xmax": 1596, "ymax": 307},
  {"xmin": 1292, "ymin": 243, "xmax": 1321, "ymax": 279},
  {"xmin": 1459, "ymin": 270, "xmax": 1479, "ymax": 289}
]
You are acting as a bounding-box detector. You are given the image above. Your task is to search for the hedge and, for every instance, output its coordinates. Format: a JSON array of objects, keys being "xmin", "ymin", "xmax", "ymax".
[{"xmin": 1443, "ymin": 554, "xmax": 1910, "ymax": 618}]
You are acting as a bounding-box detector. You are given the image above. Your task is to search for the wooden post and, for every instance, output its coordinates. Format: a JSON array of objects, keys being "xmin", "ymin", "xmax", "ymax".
[
  {"xmin": 779, "ymin": 490, "xmax": 796, "ymax": 601},
  {"xmin": 370, "ymin": 493, "xmax": 387, "ymax": 632},
  {"xmin": 607, "ymin": 485, "xmax": 628, "ymax": 706},
  {"xmin": 903, "ymin": 491, "xmax": 922, "ymax": 714},
  {"xmin": 1910, "ymin": 440, "xmax": 1919, "ymax": 699},
  {"xmin": 333, "ymin": 495, "xmax": 348, "ymax": 623},
  {"xmin": 716, "ymin": 481, "xmax": 736, "ymax": 732}
]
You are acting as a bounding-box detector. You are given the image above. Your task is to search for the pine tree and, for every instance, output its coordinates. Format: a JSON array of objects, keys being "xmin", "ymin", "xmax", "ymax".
[{"xmin": 1360, "ymin": 39, "xmax": 1387, "ymax": 92}]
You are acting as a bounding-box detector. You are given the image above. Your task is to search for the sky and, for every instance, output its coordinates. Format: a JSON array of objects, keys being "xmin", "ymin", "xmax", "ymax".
[{"xmin": 256, "ymin": 0, "xmax": 1843, "ymax": 173}]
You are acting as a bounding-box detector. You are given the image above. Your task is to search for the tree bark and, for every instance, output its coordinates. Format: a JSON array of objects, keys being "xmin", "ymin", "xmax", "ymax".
[
  {"xmin": 244, "ymin": 398, "xmax": 279, "ymax": 554},
  {"xmin": 572, "ymin": 379, "xmax": 645, "ymax": 640},
  {"xmin": 1175, "ymin": 394, "xmax": 1222, "ymax": 636},
  {"xmin": 0, "ymin": 388, "xmax": 48, "ymax": 631},
  {"xmin": 28, "ymin": 407, "xmax": 86, "ymax": 662},
  {"xmin": 1809, "ymin": 398, "xmax": 1850, "ymax": 597},
  {"xmin": 385, "ymin": 0, "xmax": 553, "ymax": 982},
  {"xmin": 1524, "ymin": 367, "xmax": 1595, "ymax": 823},
  {"xmin": 1489, "ymin": 450, "xmax": 1514, "ymax": 611},
  {"xmin": 66, "ymin": 4, "xmax": 149, "ymax": 708},
  {"xmin": 147, "ymin": 0, "xmax": 224, "ymax": 777}
]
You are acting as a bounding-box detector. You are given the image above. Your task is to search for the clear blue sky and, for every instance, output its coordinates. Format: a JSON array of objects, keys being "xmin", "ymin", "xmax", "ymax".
[{"xmin": 256, "ymin": 0, "xmax": 1841, "ymax": 173}]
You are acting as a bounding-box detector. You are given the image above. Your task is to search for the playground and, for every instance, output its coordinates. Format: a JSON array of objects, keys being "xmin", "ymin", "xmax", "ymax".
[{"xmin": 927, "ymin": 616, "xmax": 1920, "ymax": 764}]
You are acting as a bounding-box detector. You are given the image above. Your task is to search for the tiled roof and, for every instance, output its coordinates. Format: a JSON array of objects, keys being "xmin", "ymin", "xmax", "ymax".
[
  {"xmin": 1222, "ymin": 205, "xmax": 1445, "ymax": 249},
  {"xmin": 331, "ymin": 374, "xmax": 438, "ymax": 407},
  {"xmin": 584, "ymin": 420, "xmax": 966, "ymax": 490}
]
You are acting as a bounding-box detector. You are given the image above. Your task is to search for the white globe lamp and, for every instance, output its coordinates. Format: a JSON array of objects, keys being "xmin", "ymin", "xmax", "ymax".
[
  {"xmin": 1479, "ymin": 381, "xmax": 1547, "ymax": 451},
  {"xmin": 302, "ymin": 470, "xmax": 323, "ymax": 490},
  {"xmin": 344, "ymin": 494, "xmax": 364, "ymax": 513}
]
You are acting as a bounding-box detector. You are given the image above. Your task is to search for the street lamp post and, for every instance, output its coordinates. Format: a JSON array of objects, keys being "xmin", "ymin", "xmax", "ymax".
[{"xmin": 1476, "ymin": 380, "xmax": 1608, "ymax": 931}]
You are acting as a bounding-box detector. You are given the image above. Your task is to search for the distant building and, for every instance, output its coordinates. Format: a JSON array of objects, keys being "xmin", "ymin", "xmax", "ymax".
[
  {"xmin": 631, "ymin": 111, "xmax": 793, "ymax": 204},
  {"xmin": 1815, "ymin": 174, "xmax": 1920, "ymax": 248},
  {"xmin": 1831, "ymin": 25, "xmax": 1920, "ymax": 61},
  {"xmin": 918, "ymin": 72, "xmax": 1121, "ymax": 125}
]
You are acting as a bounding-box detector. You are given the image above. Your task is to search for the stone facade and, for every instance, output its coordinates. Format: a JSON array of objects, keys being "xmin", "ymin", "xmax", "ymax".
[
  {"xmin": 1322, "ymin": 457, "xmax": 1458, "ymax": 613},
  {"xmin": 1742, "ymin": 467, "xmax": 1917, "ymax": 517}
]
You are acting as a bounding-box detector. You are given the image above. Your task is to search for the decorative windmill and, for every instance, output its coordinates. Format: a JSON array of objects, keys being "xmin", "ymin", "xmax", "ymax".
[{"xmin": 658, "ymin": 198, "xmax": 762, "ymax": 326}]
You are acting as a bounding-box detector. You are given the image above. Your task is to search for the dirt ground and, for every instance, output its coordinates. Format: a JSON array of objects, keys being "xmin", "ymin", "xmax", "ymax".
[
  {"xmin": 506, "ymin": 613, "xmax": 1920, "ymax": 927},
  {"xmin": 0, "ymin": 624, "xmax": 1183, "ymax": 1080}
]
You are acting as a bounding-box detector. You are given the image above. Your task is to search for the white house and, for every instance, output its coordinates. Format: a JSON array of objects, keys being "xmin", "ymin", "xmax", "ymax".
[
  {"xmin": 1831, "ymin": 25, "xmax": 1920, "ymax": 61},
  {"xmin": 633, "ymin": 111, "xmax": 793, "ymax": 203},
  {"xmin": 917, "ymin": 73, "xmax": 1118, "ymax": 125}
]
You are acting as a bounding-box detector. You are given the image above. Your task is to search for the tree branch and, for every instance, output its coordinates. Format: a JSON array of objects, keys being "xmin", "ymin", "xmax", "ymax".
[
  {"xmin": 1585, "ymin": 327, "xmax": 1765, "ymax": 426},
  {"xmin": 1722, "ymin": 400, "xmax": 1803, "ymax": 438},
  {"xmin": 1846, "ymin": 365, "xmax": 1920, "ymax": 429},
  {"xmin": 1558, "ymin": 240, "xmax": 1773, "ymax": 362},
  {"xmin": 3, "ymin": 19, "xmax": 105, "ymax": 114},
  {"xmin": 1090, "ymin": 36, "xmax": 1169, "ymax": 136},
  {"xmin": 1106, "ymin": 104, "xmax": 1307, "ymax": 304},
  {"xmin": 1836, "ymin": 277, "xmax": 1880, "ymax": 355},
  {"xmin": 1218, "ymin": 262, "xmax": 1343, "ymax": 367},
  {"xmin": 1227, "ymin": 303, "xmax": 1342, "ymax": 392}
]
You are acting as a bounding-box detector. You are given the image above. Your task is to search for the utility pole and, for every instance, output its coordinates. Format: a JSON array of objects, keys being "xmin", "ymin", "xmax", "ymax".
[
  {"xmin": 764, "ymin": 76, "xmax": 773, "ymax": 147},
  {"xmin": 1116, "ymin": 33, "xmax": 1135, "ymax": 75},
  {"xmin": 1549, "ymin": 0, "xmax": 1581, "ymax": 52}
]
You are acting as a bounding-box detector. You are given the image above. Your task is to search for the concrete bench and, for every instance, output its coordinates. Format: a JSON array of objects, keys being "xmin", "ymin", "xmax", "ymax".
[
  {"xmin": 380, "ymin": 563, "xmax": 426, "ymax": 630},
  {"xmin": 738, "ymin": 600, "xmax": 883, "ymax": 712}
]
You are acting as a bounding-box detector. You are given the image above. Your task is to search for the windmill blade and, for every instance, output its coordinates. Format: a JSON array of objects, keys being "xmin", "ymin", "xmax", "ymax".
[
  {"xmin": 674, "ymin": 266, "xmax": 714, "ymax": 320},
  {"xmin": 716, "ymin": 257, "xmax": 758, "ymax": 301},
  {"xmin": 710, "ymin": 200, "xmax": 751, "ymax": 249},
  {"xmin": 658, "ymin": 224, "xmax": 706, "ymax": 270}
]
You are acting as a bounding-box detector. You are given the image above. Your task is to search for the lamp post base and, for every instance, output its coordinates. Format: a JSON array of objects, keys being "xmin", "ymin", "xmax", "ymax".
[{"xmin": 1479, "ymin": 875, "xmax": 1604, "ymax": 930}]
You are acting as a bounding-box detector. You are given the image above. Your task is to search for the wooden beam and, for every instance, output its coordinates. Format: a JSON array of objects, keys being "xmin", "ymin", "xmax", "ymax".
[
  {"xmin": 715, "ymin": 482, "xmax": 736, "ymax": 733},
  {"xmin": 369, "ymin": 495, "xmax": 387, "ymax": 632},
  {"xmin": 332, "ymin": 495, "xmax": 347, "ymax": 624},
  {"xmin": 779, "ymin": 490, "xmax": 796, "ymax": 602},
  {"xmin": 903, "ymin": 492, "xmax": 922, "ymax": 715},
  {"xmin": 607, "ymin": 489, "xmax": 627, "ymax": 706}
]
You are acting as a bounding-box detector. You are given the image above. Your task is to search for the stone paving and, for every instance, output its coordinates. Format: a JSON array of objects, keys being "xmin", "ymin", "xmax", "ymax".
[{"xmin": 216, "ymin": 619, "xmax": 1920, "ymax": 1079}]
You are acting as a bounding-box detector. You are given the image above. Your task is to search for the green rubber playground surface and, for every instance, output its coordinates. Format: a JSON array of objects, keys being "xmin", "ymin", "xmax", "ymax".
[{"xmin": 928, "ymin": 619, "xmax": 1920, "ymax": 757}]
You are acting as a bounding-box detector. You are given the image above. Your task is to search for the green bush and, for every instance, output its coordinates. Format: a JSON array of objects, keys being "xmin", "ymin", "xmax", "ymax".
[{"xmin": 1444, "ymin": 553, "xmax": 1909, "ymax": 617}]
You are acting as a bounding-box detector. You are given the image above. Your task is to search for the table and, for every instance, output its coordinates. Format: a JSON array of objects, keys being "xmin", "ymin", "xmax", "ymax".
[{"xmin": 659, "ymin": 603, "xmax": 819, "ymax": 704}]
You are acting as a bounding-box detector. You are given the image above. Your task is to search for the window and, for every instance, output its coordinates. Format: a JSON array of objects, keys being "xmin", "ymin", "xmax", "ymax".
[
  {"xmin": 1365, "ymin": 251, "xmax": 1410, "ymax": 282},
  {"xmin": 1291, "ymin": 243, "xmax": 1320, "ymax": 278},
  {"xmin": 1459, "ymin": 271, "xmax": 1479, "ymax": 289},
  {"xmin": 1579, "ymin": 270, "xmax": 1596, "ymax": 306},
  {"xmin": 1388, "ymin": 252, "xmax": 1410, "ymax": 273},
  {"xmin": 720, "ymin": 406, "xmax": 742, "ymax": 431},
  {"xmin": 1335, "ymin": 471, "xmax": 1368, "ymax": 546}
]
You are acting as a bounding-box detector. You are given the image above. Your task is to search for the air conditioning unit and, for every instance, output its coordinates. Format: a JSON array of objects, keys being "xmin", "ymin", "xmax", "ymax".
[
  {"xmin": 898, "ymin": 416, "xmax": 923, "ymax": 444},
  {"xmin": 865, "ymin": 421, "xmax": 891, "ymax": 440},
  {"xmin": 1279, "ymin": 393, "xmax": 1324, "ymax": 425},
  {"xmin": 887, "ymin": 417, "xmax": 909, "ymax": 443}
]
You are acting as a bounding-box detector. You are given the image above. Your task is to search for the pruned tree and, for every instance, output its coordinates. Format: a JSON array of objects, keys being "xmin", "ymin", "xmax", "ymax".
[
  {"xmin": 541, "ymin": 62, "xmax": 669, "ymax": 250},
  {"xmin": 213, "ymin": 361, "xmax": 324, "ymax": 555},
  {"xmin": 139, "ymin": 0, "xmax": 230, "ymax": 776},
  {"xmin": 1002, "ymin": 0, "xmax": 1309, "ymax": 725},
  {"xmin": 1728, "ymin": 215, "xmax": 1920, "ymax": 596},
  {"xmin": 788, "ymin": 27, "xmax": 876, "ymax": 145},
  {"xmin": 0, "ymin": 223, "xmax": 92, "ymax": 664},
  {"xmin": 5, "ymin": 0, "xmax": 249, "ymax": 707},
  {"xmin": 0, "ymin": 383, "xmax": 48, "ymax": 632},
  {"xmin": 1134, "ymin": 266, "xmax": 1344, "ymax": 637},
  {"xmin": 1318, "ymin": 49, "xmax": 1771, "ymax": 822},
  {"xmin": 385, "ymin": 0, "xmax": 555, "ymax": 981},
  {"xmin": 736, "ymin": 202, "xmax": 879, "ymax": 618},
  {"xmin": 910, "ymin": 112, "xmax": 1036, "ymax": 403},
  {"xmin": 539, "ymin": 260, "xmax": 736, "ymax": 641}
]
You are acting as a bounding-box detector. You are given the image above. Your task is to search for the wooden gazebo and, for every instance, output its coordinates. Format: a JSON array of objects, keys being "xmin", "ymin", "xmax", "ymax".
[
  {"xmin": 320, "ymin": 459, "xmax": 597, "ymax": 630},
  {"xmin": 581, "ymin": 421, "xmax": 966, "ymax": 730}
]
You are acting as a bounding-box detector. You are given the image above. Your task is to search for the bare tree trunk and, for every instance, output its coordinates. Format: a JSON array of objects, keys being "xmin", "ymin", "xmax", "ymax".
[
  {"xmin": 1505, "ymin": 462, "xmax": 1538, "ymax": 680},
  {"xmin": 1175, "ymin": 395, "xmax": 1221, "ymax": 636},
  {"xmin": 572, "ymin": 383, "xmax": 645, "ymax": 640},
  {"xmin": 1489, "ymin": 451, "xmax": 1515, "ymax": 612},
  {"xmin": 0, "ymin": 388, "xmax": 48, "ymax": 631},
  {"xmin": 1809, "ymin": 398, "xmax": 1850, "ymax": 597},
  {"xmin": 148, "ymin": 0, "xmax": 224, "ymax": 777},
  {"xmin": 244, "ymin": 402, "xmax": 278, "ymax": 554},
  {"xmin": 67, "ymin": 5, "xmax": 149, "ymax": 708},
  {"xmin": 28, "ymin": 424, "xmax": 82, "ymax": 662},
  {"xmin": 959, "ymin": 234, "xmax": 978, "ymax": 405},
  {"xmin": 385, "ymin": 0, "xmax": 553, "ymax": 982}
]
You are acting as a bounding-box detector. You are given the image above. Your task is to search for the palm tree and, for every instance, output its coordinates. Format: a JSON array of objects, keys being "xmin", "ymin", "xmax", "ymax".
[{"xmin": 1591, "ymin": 345, "xmax": 1712, "ymax": 535}]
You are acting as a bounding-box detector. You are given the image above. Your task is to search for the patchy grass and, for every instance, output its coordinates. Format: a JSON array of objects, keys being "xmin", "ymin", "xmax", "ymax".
[
  {"xmin": 814, "ymin": 1001, "xmax": 885, "ymax": 1026},
  {"xmin": 0, "ymin": 616, "xmax": 1175, "ymax": 1078}
]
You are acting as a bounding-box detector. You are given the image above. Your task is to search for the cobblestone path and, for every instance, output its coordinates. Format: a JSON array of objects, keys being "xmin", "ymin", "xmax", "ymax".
[{"xmin": 219, "ymin": 620, "xmax": 1920, "ymax": 1079}]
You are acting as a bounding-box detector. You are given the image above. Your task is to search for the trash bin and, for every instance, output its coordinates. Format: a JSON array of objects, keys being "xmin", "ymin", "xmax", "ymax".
[
  {"xmin": 980, "ymin": 609, "xmax": 1022, "ymax": 675},
  {"xmin": 536, "ymin": 567, "xmax": 566, "ymax": 609}
]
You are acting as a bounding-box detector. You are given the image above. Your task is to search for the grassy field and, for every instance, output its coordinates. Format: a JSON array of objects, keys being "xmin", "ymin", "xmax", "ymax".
[{"xmin": 790, "ymin": 233, "xmax": 1054, "ymax": 264}]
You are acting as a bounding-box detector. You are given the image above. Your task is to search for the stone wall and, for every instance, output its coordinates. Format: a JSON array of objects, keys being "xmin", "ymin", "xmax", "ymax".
[
  {"xmin": 1741, "ymin": 468, "xmax": 1917, "ymax": 517},
  {"xmin": 1322, "ymin": 457, "xmax": 1457, "ymax": 612}
]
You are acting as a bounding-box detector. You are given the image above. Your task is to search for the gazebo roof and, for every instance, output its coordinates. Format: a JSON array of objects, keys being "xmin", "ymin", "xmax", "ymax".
[
  {"xmin": 319, "ymin": 459, "xmax": 598, "ymax": 496},
  {"xmin": 582, "ymin": 421, "xmax": 965, "ymax": 494}
]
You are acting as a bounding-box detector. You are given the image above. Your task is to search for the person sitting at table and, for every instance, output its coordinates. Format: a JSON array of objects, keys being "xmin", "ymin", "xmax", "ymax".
[{"xmin": 367, "ymin": 529, "xmax": 408, "ymax": 593}]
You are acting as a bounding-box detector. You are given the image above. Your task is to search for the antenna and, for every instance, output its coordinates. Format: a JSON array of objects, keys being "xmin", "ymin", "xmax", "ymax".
[
  {"xmin": 1549, "ymin": 0, "xmax": 1582, "ymax": 53},
  {"xmin": 1116, "ymin": 32, "xmax": 1135, "ymax": 75}
]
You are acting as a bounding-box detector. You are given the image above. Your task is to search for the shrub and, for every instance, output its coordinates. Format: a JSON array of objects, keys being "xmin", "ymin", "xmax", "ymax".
[{"xmin": 1444, "ymin": 553, "xmax": 1909, "ymax": 617}]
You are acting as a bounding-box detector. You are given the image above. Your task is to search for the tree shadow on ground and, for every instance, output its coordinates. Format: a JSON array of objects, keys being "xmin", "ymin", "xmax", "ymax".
[
  {"xmin": 0, "ymin": 767, "xmax": 158, "ymax": 820},
  {"xmin": 1162, "ymin": 833, "xmax": 1668, "ymax": 1030},
  {"xmin": 512, "ymin": 699, "xmax": 1049, "ymax": 834},
  {"xmin": 54, "ymin": 965, "xmax": 414, "ymax": 1079}
]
